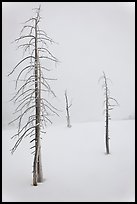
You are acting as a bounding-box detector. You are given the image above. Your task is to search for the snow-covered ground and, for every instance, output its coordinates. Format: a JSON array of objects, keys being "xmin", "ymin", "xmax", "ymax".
[{"xmin": 2, "ymin": 120, "xmax": 135, "ymax": 202}]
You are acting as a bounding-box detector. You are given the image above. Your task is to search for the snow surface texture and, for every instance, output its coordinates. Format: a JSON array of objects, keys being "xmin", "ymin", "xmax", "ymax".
[{"xmin": 2, "ymin": 120, "xmax": 135, "ymax": 202}]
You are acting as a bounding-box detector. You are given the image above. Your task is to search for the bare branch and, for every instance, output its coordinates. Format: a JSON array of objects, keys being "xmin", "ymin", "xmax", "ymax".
[
  {"xmin": 37, "ymin": 30, "xmax": 56, "ymax": 42},
  {"xmin": 23, "ymin": 17, "xmax": 37, "ymax": 24},
  {"xmin": 30, "ymin": 138, "xmax": 36, "ymax": 143},
  {"xmin": 68, "ymin": 104, "xmax": 72, "ymax": 108},
  {"xmin": 29, "ymin": 133, "xmax": 35, "ymax": 138},
  {"xmin": 109, "ymin": 97, "xmax": 119, "ymax": 106},
  {"xmin": 30, "ymin": 146, "xmax": 36, "ymax": 149},
  {"xmin": 15, "ymin": 96, "xmax": 35, "ymax": 112},
  {"xmin": 38, "ymin": 47, "xmax": 58, "ymax": 60},
  {"xmin": 41, "ymin": 101, "xmax": 59, "ymax": 117},
  {"xmin": 41, "ymin": 114, "xmax": 52, "ymax": 124},
  {"xmin": 17, "ymin": 90, "xmax": 35, "ymax": 103},
  {"xmin": 39, "ymin": 55, "xmax": 58, "ymax": 63},
  {"xmin": 41, "ymin": 98, "xmax": 61, "ymax": 111},
  {"xmin": 24, "ymin": 129, "xmax": 35, "ymax": 138},
  {"xmin": 11, "ymin": 118, "xmax": 36, "ymax": 139},
  {"xmin": 12, "ymin": 88, "xmax": 34, "ymax": 103},
  {"xmin": 40, "ymin": 66, "xmax": 51, "ymax": 72},
  {"xmin": 8, "ymin": 56, "xmax": 35, "ymax": 76},
  {"xmin": 40, "ymin": 131, "xmax": 46, "ymax": 134},
  {"xmin": 14, "ymin": 99, "xmax": 33, "ymax": 113},
  {"xmin": 15, "ymin": 65, "xmax": 35, "ymax": 89},
  {"xmin": 13, "ymin": 35, "xmax": 35, "ymax": 43},
  {"xmin": 42, "ymin": 77, "xmax": 57, "ymax": 81},
  {"xmin": 41, "ymin": 88, "xmax": 56, "ymax": 98},
  {"xmin": 20, "ymin": 25, "xmax": 35, "ymax": 35},
  {"xmin": 11, "ymin": 125, "xmax": 38, "ymax": 154},
  {"xmin": 17, "ymin": 43, "xmax": 35, "ymax": 49},
  {"xmin": 18, "ymin": 105, "xmax": 35, "ymax": 123}
]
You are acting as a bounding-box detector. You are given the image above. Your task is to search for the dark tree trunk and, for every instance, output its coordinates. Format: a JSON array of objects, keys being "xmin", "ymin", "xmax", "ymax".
[
  {"xmin": 66, "ymin": 106, "xmax": 71, "ymax": 128},
  {"xmin": 105, "ymin": 109, "xmax": 109, "ymax": 154},
  {"xmin": 104, "ymin": 74, "xmax": 110, "ymax": 155},
  {"xmin": 65, "ymin": 91, "xmax": 71, "ymax": 128}
]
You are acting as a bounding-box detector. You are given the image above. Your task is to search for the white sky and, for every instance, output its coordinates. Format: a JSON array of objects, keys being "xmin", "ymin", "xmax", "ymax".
[{"xmin": 2, "ymin": 2, "xmax": 135, "ymax": 126}]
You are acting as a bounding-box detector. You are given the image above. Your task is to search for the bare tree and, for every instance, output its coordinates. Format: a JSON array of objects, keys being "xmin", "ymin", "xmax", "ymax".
[
  {"xmin": 64, "ymin": 90, "xmax": 72, "ymax": 128},
  {"xmin": 8, "ymin": 5, "xmax": 59, "ymax": 186},
  {"xmin": 99, "ymin": 71, "xmax": 119, "ymax": 154}
]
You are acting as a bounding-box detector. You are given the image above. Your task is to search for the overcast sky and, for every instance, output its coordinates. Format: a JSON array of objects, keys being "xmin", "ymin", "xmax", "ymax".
[{"xmin": 2, "ymin": 2, "xmax": 135, "ymax": 127}]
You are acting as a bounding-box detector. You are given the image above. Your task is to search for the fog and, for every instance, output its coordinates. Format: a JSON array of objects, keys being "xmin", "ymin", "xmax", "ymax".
[{"xmin": 2, "ymin": 2, "xmax": 135, "ymax": 127}]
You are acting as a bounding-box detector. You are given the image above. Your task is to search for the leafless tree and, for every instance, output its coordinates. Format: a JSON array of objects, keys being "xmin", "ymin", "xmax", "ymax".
[
  {"xmin": 99, "ymin": 71, "xmax": 119, "ymax": 154},
  {"xmin": 8, "ymin": 5, "xmax": 59, "ymax": 186},
  {"xmin": 64, "ymin": 90, "xmax": 72, "ymax": 128}
]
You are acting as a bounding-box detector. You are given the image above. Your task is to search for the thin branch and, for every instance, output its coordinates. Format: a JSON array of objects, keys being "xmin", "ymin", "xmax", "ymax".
[
  {"xmin": 41, "ymin": 98, "xmax": 61, "ymax": 111},
  {"xmin": 12, "ymin": 88, "xmax": 34, "ymax": 103},
  {"xmin": 20, "ymin": 25, "xmax": 35, "ymax": 35},
  {"xmin": 13, "ymin": 35, "xmax": 35, "ymax": 43},
  {"xmin": 68, "ymin": 104, "xmax": 72, "ymax": 109},
  {"xmin": 41, "ymin": 101, "xmax": 59, "ymax": 117},
  {"xmin": 41, "ymin": 114, "xmax": 52, "ymax": 124},
  {"xmin": 17, "ymin": 43, "xmax": 35, "ymax": 49},
  {"xmin": 38, "ymin": 47, "xmax": 58, "ymax": 60},
  {"xmin": 30, "ymin": 146, "xmax": 36, "ymax": 149},
  {"xmin": 40, "ymin": 66, "xmax": 51, "ymax": 72},
  {"xmin": 15, "ymin": 65, "xmax": 35, "ymax": 89},
  {"xmin": 8, "ymin": 56, "xmax": 35, "ymax": 76},
  {"xmin": 11, "ymin": 118, "xmax": 36, "ymax": 139},
  {"xmin": 15, "ymin": 96, "xmax": 35, "ymax": 112},
  {"xmin": 23, "ymin": 17, "xmax": 37, "ymax": 24},
  {"xmin": 11, "ymin": 125, "xmax": 38, "ymax": 154},
  {"xmin": 109, "ymin": 97, "xmax": 119, "ymax": 106},
  {"xmin": 17, "ymin": 90, "xmax": 35, "ymax": 103},
  {"xmin": 24, "ymin": 129, "xmax": 35, "ymax": 138},
  {"xmin": 39, "ymin": 55, "xmax": 58, "ymax": 62}
]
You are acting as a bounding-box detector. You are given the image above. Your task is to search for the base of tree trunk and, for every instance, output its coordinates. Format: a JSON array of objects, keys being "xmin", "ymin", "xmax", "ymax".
[
  {"xmin": 106, "ymin": 149, "xmax": 110, "ymax": 154},
  {"xmin": 33, "ymin": 183, "xmax": 38, "ymax": 186},
  {"xmin": 37, "ymin": 149, "xmax": 43, "ymax": 183},
  {"xmin": 33, "ymin": 176, "xmax": 38, "ymax": 186},
  {"xmin": 37, "ymin": 170, "xmax": 43, "ymax": 183},
  {"xmin": 106, "ymin": 152, "xmax": 110, "ymax": 155}
]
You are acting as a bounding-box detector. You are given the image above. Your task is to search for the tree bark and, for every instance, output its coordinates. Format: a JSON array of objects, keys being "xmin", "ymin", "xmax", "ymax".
[
  {"xmin": 37, "ymin": 146, "xmax": 43, "ymax": 182},
  {"xmin": 105, "ymin": 108, "xmax": 109, "ymax": 154},
  {"xmin": 105, "ymin": 76, "xmax": 110, "ymax": 154},
  {"xmin": 33, "ymin": 16, "xmax": 43, "ymax": 186},
  {"xmin": 65, "ymin": 91, "xmax": 71, "ymax": 128}
]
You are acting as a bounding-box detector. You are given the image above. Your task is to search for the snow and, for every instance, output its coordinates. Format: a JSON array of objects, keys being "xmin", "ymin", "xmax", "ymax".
[{"xmin": 2, "ymin": 120, "xmax": 135, "ymax": 202}]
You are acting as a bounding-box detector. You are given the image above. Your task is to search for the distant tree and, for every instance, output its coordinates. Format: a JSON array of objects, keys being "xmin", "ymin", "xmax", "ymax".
[
  {"xmin": 99, "ymin": 71, "xmax": 119, "ymax": 154},
  {"xmin": 8, "ymin": 5, "xmax": 59, "ymax": 186},
  {"xmin": 64, "ymin": 90, "xmax": 72, "ymax": 128}
]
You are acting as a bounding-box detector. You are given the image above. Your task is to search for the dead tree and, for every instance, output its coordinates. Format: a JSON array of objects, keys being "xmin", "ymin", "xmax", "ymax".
[
  {"xmin": 99, "ymin": 71, "xmax": 119, "ymax": 154},
  {"xmin": 64, "ymin": 90, "xmax": 72, "ymax": 128},
  {"xmin": 8, "ymin": 5, "xmax": 59, "ymax": 186}
]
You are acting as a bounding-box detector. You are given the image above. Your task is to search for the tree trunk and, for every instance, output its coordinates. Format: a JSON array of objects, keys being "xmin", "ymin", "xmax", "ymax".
[
  {"xmin": 105, "ymin": 88, "xmax": 110, "ymax": 154},
  {"xmin": 37, "ymin": 146, "xmax": 43, "ymax": 182},
  {"xmin": 67, "ymin": 109, "xmax": 71, "ymax": 128},
  {"xmin": 33, "ymin": 17, "xmax": 43, "ymax": 186},
  {"xmin": 105, "ymin": 110, "xmax": 109, "ymax": 154},
  {"xmin": 33, "ymin": 147, "xmax": 38, "ymax": 186},
  {"xmin": 65, "ymin": 91, "xmax": 71, "ymax": 128}
]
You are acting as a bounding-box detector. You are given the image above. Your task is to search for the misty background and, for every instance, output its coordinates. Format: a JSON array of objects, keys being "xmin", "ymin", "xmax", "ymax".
[{"xmin": 2, "ymin": 2, "xmax": 135, "ymax": 128}]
